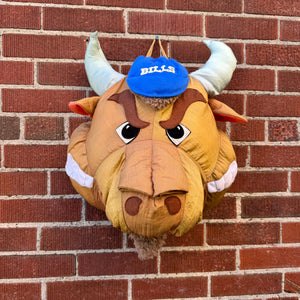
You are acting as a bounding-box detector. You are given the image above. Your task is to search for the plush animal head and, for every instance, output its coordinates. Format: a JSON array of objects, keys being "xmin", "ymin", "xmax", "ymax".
[{"xmin": 66, "ymin": 32, "xmax": 246, "ymax": 259}]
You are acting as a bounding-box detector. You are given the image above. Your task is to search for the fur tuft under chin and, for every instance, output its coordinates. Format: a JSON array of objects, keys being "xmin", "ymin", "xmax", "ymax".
[{"xmin": 129, "ymin": 233, "xmax": 167, "ymax": 260}]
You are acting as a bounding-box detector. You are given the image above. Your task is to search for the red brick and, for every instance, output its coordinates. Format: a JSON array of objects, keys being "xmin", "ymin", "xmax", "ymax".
[
  {"xmin": 0, "ymin": 117, "xmax": 20, "ymax": 140},
  {"xmin": 0, "ymin": 283, "xmax": 41, "ymax": 300},
  {"xmin": 291, "ymin": 172, "xmax": 300, "ymax": 192},
  {"xmin": 207, "ymin": 223, "xmax": 280, "ymax": 245},
  {"xmin": 231, "ymin": 120, "xmax": 265, "ymax": 141},
  {"xmin": 95, "ymin": 38, "xmax": 168, "ymax": 61},
  {"xmin": 129, "ymin": 12, "xmax": 203, "ymax": 36},
  {"xmin": 164, "ymin": 224, "xmax": 204, "ymax": 247},
  {"xmin": 227, "ymin": 68, "xmax": 275, "ymax": 91},
  {"xmin": 78, "ymin": 252, "xmax": 157, "ymax": 276},
  {"xmin": 206, "ymin": 16, "xmax": 278, "ymax": 40},
  {"xmin": 269, "ymin": 120, "xmax": 299, "ymax": 142},
  {"xmin": 6, "ymin": 0, "xmax": 81, "ymax": 3},
  {"xmin": 51, "ymin": 171, "xmax": 76, "ymax": 195},
  {"xmin": 0, "ymin": 61, "xmax": 33, "ymax": 84},
  {"xmin": 251, "ymin": 146, "xmax": 300, "ymax": 167},
  {"xmin": 245, "ymin": 0, "xmax": 300, "ymax": 16},
  {"xmin": 160, "ymin": 250, "xmax": 235, "ymax": 273},
  {"xmin": 203, "ymin": 197, "xmax": 237, "ymax": 219},
  {"xmin": 69, "ymin": 117, "xmax": 91, "ymax": 136},
  {"xmin": 0, "ymin": 228, "xmax": 36, "ymax": 251},
  {"xmin": 0, "ymin": 5, "xmax": 40, "ymax": 29},
  {"xmin": 87, "ymin": 0, "xmax": 164, "ymax": 8},
  {"xmin": 281, "ymin": 21, "xmax": 300, "ymax": 41},
  {"xmin": 2, "ymin": 89, "xmax": 85, "ymax": 113},
  {"xmin": 285, "ymin": 273, "xmax": 300, "ymax": 294},
  {"xmin": 170, "ymin": 41, "xmax": 243, "ymax": 64},
  {"xmin": 282, "ymin": 230, "xmax": 299, "ymax": 251},
  {"xmin": 41, "ymin": 226, "xmax": 122, "ymax": 250},
  {"xmin": 132, "ymin": 277, "xmax": 207, "ymax": 300},
  {"xmin": 85, "ymin": 202, "xmax": 108, "ymax": 221},
  {"xmin": 43, "ymin": 7, "xmax": 124, "ymax": 32},
  {"xmin": 234, "ymin": 145, "xmax": 248, "ymax": 168},
  {"xmin": 230, "ymin": 171, "xmax": 288, "ymax": 193},
  {"xmin": 47, "ymin": 280, "xmax": 127, "ymax": 300},
  {"xmin": 3, "ymin": 34, "xmax": 85, "ymax": 59},
  {"xmin": 168, "ymin": 0, "xmax": 242, "ymax": 12},
  {"xmin": 0, "ymin": 172, "xmax": 47, "ymax": 196},
  {"xmin": 278, "ymin": 71, "xmax": 300, "ymax": 92},
  {"xmin": 4, "ymin": 145, "xmax": 67, "ymax": 168},
  {"xmin": 0, "ymin": 255, "xmax": 75, "ymax": 279},
  {"xmin": 282, "ymin": 223, "xmax": 300, "ymax": 243},
  {"xmin": 211, "ymin": 273, "xmax": 282, "ymax": 296},
  {"xmin": 242, "ymin": 197, "xmax": 300, "ymax": 218},
  {"xmin": 247, "ymin": 44, "xmax": 300, "ymax": 66},
  {"xmin": 0, "ymin": 198, "xmax": 81, "ymax": 223},
  {"xmin": 215, "ymin": 94, "xmax": 245, "ymax": 115},
  {"xmin": 240, "ymin": 247, "xmax": 300, "ymax": 269},
  {"xmin": 247, "ymin": 95, "xmax": 300, "ymax": 117},
  {"xmin": 38, "ymin": 63, "xmax": 89, "ymax": 87},
  {"xmin": 25, "ymin": 117, "xmax": 64, "ymax": 140}
]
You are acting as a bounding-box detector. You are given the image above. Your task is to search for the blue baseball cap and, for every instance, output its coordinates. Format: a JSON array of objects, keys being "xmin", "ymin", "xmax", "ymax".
[{"xmin": 126, "ymin": 56, "xmax": 189, "ymax": 98}]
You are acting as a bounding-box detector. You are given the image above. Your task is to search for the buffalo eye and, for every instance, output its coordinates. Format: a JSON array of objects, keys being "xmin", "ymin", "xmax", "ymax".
[
  {"xmin": 116, "ymin": 121, "xmax": 140, "ymax": 144},
  {"xmin": 166, "ymin": 124, "xmax": 190, "ymax": 146}
]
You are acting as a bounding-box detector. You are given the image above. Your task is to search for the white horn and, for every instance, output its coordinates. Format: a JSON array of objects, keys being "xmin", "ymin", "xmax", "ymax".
[
  {"xmin": 85, "ymin": 31, "xmax": 125, "ymax": 97},
  {"xmin": 190, "ymin": 40, "xmax": 237, "ymax": 97}
]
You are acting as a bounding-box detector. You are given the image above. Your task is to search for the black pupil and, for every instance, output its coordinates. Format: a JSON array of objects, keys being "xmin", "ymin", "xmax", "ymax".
[
  {"xmin": 167, "ymin": 125, "xmax": 184, "ymax": 139},
  {"xmin": 122, "ymin": 124, "xmax": 140, "ymax": 139}
]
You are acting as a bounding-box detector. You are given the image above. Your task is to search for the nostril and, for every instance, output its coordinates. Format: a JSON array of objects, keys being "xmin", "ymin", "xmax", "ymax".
[
  {"xmin": 125, "ymin": 196, "xmax": 142, "ymax": 216},
  {"xmin": 164, "ymin": 196, "xmax": 181, "ymax": 215}
]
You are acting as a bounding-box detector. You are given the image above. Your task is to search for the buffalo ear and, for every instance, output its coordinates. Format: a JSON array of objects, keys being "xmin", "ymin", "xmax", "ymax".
[
  {"xmin": 69, "ymin": 97, "xmax": 101, "ymax": 117},
  {"xmin": 209, "ymin": 98, "xmax": 247, "ymax": 123}
]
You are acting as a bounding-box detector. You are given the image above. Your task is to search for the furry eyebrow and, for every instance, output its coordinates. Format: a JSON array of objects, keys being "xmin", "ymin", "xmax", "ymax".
[
  {"xmin": 159, "ymin": 89, "xmax": 207, "ymax": 129},
  {"xmin": 108, "ymin": 90, "xmax": 150, "ymax": 129}
]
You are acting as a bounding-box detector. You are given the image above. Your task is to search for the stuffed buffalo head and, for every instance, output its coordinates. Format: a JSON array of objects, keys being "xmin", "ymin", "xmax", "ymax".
[{"xmin": 66, "ymin": 32, "xmax": 247, "ymax": 259}]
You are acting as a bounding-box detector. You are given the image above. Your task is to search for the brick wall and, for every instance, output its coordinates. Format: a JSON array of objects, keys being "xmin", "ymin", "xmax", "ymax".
[{"xmin": 0, "ymin": 0, "xmax": 299, "ymax": 299}]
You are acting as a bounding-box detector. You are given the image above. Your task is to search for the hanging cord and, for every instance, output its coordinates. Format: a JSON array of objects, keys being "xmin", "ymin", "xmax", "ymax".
[{"xmin": 146, "ymin": 36, "xmax": 168, "ymax": 58}]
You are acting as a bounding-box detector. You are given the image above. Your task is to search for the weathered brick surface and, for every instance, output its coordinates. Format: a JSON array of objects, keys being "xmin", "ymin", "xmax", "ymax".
[
  {"xmin": 132, "ymin": 277, "xmax": 208, "ymax": 299},
  {"xmin": 160, "ymin": 250, "xmax": 235, "ymax": 273},
  {"xmin": 3, "ymin": 34, "xmax": 85, "ymax": 59},
  {"xmin": 129, "ymin": 12, "xmax": 203, "ymax": 36},
  {"xmin": 41, "ymin": 226, "xmax": 123, "ymax": 250},
  {"xmin": 43, "ymin": 7, "xmax": 125, "ymax": 32},
  {"xmin": 240, "ymin": 247, "xmax": 300, "ymax": 269},
  {"xmin": 0, "ymin": 6, "xmax": 40, "ymax": 29},
  {"xmin": 206, "ymin": 16, "xmax": 278, "ymax": 40},
  {"xmin": 25, "ymin": 117, "xmax": 64, "ymax": 140},
  {"xmin": 211, "ymin": 273, "xmax": 282, "ymax": 296},
  {"xmin": 47, "ymin": 280, "xmax": 128, "ymax": 300},
  {"xmin": 4, "ymin": 145, "xmax": 67, "ymax": 168},
  {"xmin": 245, "ymin": 0, "xmax": 300, "ymax": 16},
  {"xmin": 281, "ymin": 21, "xmax": 300, "ymax": 41},
  {"xmin": 0, "ymin": 228, "xmax": 36, "ymax": 251},
  {"xmin": 0, "ymin": 117, "xmax": 20, "ymax": 140},
  {"xmin": 278, "ymin": 71, "xmax": 300, "ymax": 92},
  {"xmin": 242, "ymin": 197, "xmax": 300, "ymax": 218},
  {"xmin": 2, "ymin": 89, "xmax": 85, "ymax": 113},
  {"xmin": 0, "ymin": 283, "xmax": 41, "ymax": 300},
  {"xmin": 0, "ymin": 199, "xmax": 81, "ymax": 223},
  {"xmin": 0, "ymin": 61, "xmax": 34, "ymax": 84},
  {"xmin": 87, "ymin": 0, "xmax": 164, "ymax": 8},
  {"xmin": 291, "ymin": 172, "xmax": 300, "ymax": 192},
  {"xmin": 282, "ymin": 223, "xmax": 300, "ymax": 243},
  {"xmin": 231, "ymin": 120, "xmax": 265, "ymax": 141},
  {"xmin": 206, "ymin": 223, "xmax": 280, "ymax": 245},
  {"xmin": 269, "ymin": 120, "xmax": 299, "ymax": 142},
  {"xmin": 0, "ymin": 255, "xmax": 75, "ymax": 278},
  {"xmin": 168, "ymin": 0, "xmax": 242, "ymax": 13},
  {"xmin": 78, "ymin": 252, "xmax": 157, "ymax": 276},
  {"xmin": 203, "ymin": 197, "xmax": 237, "ymax": 219}
]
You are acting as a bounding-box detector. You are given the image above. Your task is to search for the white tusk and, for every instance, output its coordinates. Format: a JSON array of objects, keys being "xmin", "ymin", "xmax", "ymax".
[
  {"xmin": 190, "ymin": 40, "xmax": 237, "ymax": 97},
  {"xmin": 85, "ymin": 31, "xmax": 125, "ymax": 97},
  {"xmin": 207, "ymin": 160, "xmax": 237, "ymax": 193},
  {"xmin": 65, "ymin": 153, "xmax": 93, "ymax": 188}
]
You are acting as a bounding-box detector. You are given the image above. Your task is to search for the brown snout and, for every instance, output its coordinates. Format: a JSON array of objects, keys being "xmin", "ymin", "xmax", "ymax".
[{"xmin": 119, "ymin": 140, "xmax": 188, "ymax": 237}]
